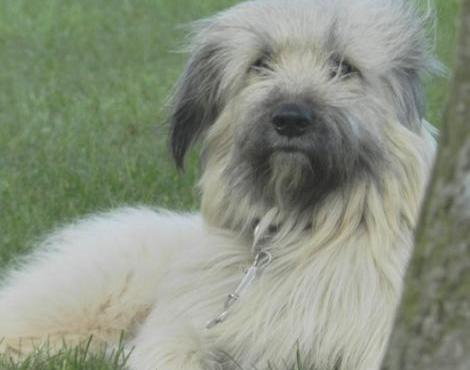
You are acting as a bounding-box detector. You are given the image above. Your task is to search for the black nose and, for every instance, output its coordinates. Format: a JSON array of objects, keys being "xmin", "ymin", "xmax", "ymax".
[{"xmin": 271, "ymin": 103, "xmax": 313, "ymax": 138}]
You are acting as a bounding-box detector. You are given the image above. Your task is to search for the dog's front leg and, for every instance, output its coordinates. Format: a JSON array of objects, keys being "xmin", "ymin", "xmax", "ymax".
[{"xmin": 127, "ymin": 319, "xmax": 217, "ymax": 370}]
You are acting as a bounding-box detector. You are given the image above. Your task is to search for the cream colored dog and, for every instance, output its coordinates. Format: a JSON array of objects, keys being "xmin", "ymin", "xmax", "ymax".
[{"xmin": 0, "ymin": 1, "xmax": 438, "ymax": 369}]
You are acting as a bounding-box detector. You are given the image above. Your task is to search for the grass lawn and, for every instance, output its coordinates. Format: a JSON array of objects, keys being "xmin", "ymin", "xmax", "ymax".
[{"xmin": 0, "ymin": 0, "xmax": 461, "ymax": 368}]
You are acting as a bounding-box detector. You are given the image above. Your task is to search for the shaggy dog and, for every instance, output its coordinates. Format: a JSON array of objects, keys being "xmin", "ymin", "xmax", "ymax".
[{"xmin": 0, "ymin": 0, "xmax": 438, "ymax": 369}]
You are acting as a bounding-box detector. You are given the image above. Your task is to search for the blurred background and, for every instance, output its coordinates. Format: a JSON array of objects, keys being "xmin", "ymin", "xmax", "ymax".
[{"xmin": 0, "ymin": 0, "xmax": 461, "ymax": 266}]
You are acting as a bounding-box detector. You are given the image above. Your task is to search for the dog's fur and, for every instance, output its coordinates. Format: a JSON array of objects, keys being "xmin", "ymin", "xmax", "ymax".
[{"xmin": 0, "ymin": 1, "xmax": 438, "ymax": 369}]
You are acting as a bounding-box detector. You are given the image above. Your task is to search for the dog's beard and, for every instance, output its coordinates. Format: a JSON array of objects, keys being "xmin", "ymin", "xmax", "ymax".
[
  {"xmin": 268, "ymin": 151, "xmax": 313, "ymax": 210},
  {"xmin": 267, "ymin": 148, "xmax": 349, "ymax": 214},
  {"xmin": 237, "ymin": 135, "xmax": 350, "ymax": 213},
  {"xmin": 229, "ymin": 142, "xmax": 346, "ymax": 217}
]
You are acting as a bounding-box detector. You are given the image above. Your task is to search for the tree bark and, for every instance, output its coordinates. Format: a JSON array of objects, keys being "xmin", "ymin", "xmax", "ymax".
[{"xmin": 381, "ymin": 1, "xmax": 470, "ymax": 369}]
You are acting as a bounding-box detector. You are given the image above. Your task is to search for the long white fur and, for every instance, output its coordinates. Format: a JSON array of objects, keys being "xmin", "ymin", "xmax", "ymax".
[{"xmin": 0, "ymin": 1, "xmax": 438, "ymax": 369}]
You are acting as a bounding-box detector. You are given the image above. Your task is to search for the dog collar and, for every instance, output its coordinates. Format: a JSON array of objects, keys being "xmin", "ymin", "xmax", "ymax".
[{"xmin": 206, "ymin": 223, "xmax": 273, "ymax": 329}]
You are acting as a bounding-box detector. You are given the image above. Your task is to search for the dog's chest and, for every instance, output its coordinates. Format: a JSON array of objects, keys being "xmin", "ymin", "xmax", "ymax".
[{"xmin": 202, "ymin": 241, "xmax": 403, "ymax": 370}]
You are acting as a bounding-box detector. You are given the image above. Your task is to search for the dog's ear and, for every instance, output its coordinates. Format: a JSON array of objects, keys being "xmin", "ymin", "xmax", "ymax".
[
  {"xmin": 169, "ymin": 40, "xmax": 224, "ymax": 169},
  {"xmin": 387, "ymin": 69, "xmax": 425, "ymax": 131}
]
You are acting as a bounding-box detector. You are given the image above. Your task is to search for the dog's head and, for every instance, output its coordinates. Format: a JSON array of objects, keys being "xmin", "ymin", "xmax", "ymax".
[{"xmin": 168, "ymin": 0, "xmax": 438, "ymax": 232}]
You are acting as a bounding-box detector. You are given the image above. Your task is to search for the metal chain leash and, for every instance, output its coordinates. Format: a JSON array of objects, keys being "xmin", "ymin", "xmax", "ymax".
[{"xmin": 206, "ymin": 224, "xmax": 273, "ymax": 329}]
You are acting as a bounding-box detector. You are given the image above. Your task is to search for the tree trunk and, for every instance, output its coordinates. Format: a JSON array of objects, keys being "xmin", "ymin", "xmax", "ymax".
[{"xmin": 381, "ymin": 1, "xmax": 470, "ymax": 369}]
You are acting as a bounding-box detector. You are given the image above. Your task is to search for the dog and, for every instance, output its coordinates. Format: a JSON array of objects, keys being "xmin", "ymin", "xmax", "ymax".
[{"xmin": 0, "ymin": 0, "xmax": 439, "ymax": 369}]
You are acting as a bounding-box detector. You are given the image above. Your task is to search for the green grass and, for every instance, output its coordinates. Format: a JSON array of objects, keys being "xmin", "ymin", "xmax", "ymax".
[
  {"xmin": 0, "ymin": 0, "xmax": 461, "ymax": 368},
  {"xmin": 0, "ymin": 0, "xmax": 238, "ymax": 265},
  {"xmin": 0, "ymin": 337, "xmax": 130, "ymax": 370}
]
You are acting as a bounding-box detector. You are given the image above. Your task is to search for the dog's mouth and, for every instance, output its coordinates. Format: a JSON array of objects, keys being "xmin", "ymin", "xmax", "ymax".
[
  {"xmin": 273, "ymin": 145, "xmax": 307, "ymax": 154},
  {"xmin": 270, "ymin": 143, "xmax": 314, "ymax": 161},
  {"xmin": 270, "ymin": 144, "xmax": 317, "ymax": 174}
]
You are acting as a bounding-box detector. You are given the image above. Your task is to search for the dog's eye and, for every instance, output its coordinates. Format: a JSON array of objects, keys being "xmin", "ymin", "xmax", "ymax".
[
  {"xmin": 250, "ymin": 54, "xmax": 273, "ymax": 72},
  {"xmin": 330, "ymin": 56, "xmax": 359, "ymax": 79}
]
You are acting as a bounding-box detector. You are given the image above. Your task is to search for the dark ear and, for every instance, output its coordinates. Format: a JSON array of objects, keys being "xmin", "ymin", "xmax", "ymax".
[{"xmin": 169, "ymin": 41, "xmax": 224, "ymax": 169}]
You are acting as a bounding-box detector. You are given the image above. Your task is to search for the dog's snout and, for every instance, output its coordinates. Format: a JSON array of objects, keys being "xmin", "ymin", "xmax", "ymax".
[{"xmin": 271, "ymin": 103, "xmax": 314, "ymax": 138}]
